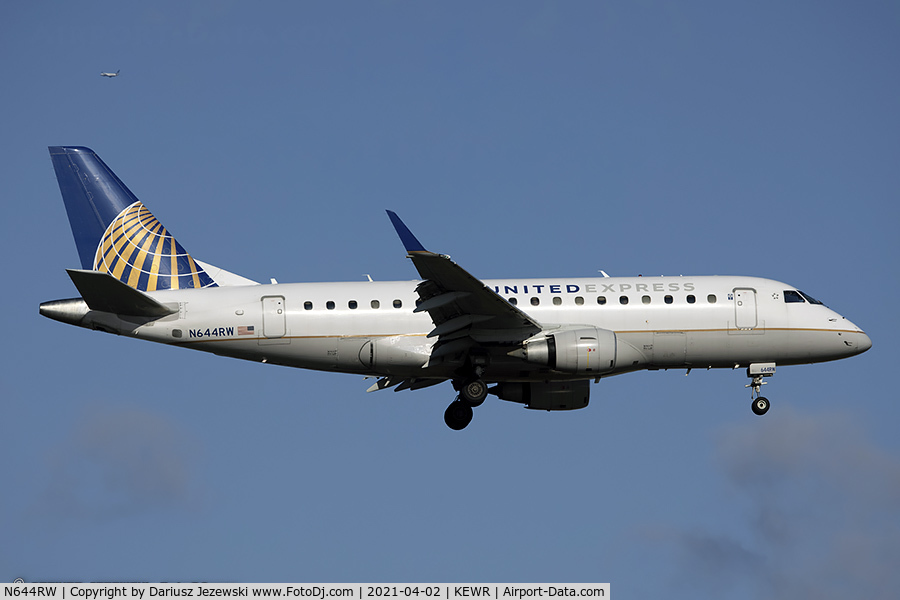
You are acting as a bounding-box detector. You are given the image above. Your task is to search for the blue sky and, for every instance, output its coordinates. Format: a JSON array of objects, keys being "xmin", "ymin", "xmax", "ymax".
[{"xmin": 2, "ymin": 2, "xmax": 898, "ymax": 598}]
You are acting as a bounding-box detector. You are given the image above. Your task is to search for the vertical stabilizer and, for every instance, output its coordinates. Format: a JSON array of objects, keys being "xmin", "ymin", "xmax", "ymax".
[{"xmin": 48, "ymin": 146, "xmax": 217, "ymax": 291}]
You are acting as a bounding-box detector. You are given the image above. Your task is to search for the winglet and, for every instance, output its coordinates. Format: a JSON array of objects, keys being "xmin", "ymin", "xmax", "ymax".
[{"xmin": 386, "ymin": 210, "xmax": 428, "ymax": 253}]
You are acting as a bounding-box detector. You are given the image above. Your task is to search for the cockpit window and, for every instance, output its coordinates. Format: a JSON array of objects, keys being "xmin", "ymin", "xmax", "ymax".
[
  {"xmin": 799, "ymin": 291, "xmax": 824, "ymax": 305},
  {"xmin": 784, "ymin": 290, "xmax": 805, "ymax": 303}
]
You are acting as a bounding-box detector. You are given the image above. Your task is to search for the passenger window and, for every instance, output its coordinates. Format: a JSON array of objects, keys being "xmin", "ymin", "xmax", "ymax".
[
  {"xmin": 687, "ymin": 295, "xmax": 696, "ymax": 304},
  {"xmin": 707, "ymin": 294, "xmax": 717, "ymax": 304},
  {"xmin": 664, "ymin": 295, "xmax": 673, "ymax": 304},
  {"xmin": 508, "ymin": 297, "xmax": 517, "ymax": 306},
  {"xmin": 575, "ymin": 296, "xmax": 584, "ymax": 306},
  {"xmin": 597, "ymin": 296, "xmax": 607, "ymax": 305},
  {"xmin": 393, "ymin": 299, "xmax": 402, "ymax": 309},
  {"xmin": 349, "ymin": 300, "xmax": 358, "ymax": 309},
  {"xmin": 326, "ymin": 301, "xmax": 335, "ymax": 310},
  {"xmin": 619, "ymin": 296, "xmax": 629, "ymax": 305},
  {"xmin": 530, "ymin": 297, "xmax": 540, "ymax": 306},
  {"xmin": 784, "ymin": 290, "xmax": 805, "ymax": 303},
  {"xmin": 304, "ymin": 301, "xmax": 313, "ymax": 310},
  {"xmin": 371, "ymin": 300, "xmax": 380, "ymax": 309},
  {"xmin": 552, "ymin": 297, "xmax": 562, "ymax": 306},
  {"xmin": 642, "ymin": 295, "xmax": 651, "ymax": 304}
]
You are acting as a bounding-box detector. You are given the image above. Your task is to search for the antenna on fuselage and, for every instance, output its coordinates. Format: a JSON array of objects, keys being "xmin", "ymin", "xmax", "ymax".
[{"xmin": 598, "ymin": 270, "xmax": 610, "ymax": 278}]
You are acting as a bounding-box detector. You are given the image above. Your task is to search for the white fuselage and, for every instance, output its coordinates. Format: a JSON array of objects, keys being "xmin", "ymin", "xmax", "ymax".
[{"xmin": 68, "ymin": 274, "xmax": 871, "ymax": 382}]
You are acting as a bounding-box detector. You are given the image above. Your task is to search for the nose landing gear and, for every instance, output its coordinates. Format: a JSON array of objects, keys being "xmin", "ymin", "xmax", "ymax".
[
  {"xmin": 746, "ymin": 363, "xmax": 775, "ymax": 416},
  {"xmin": 751, "ymin": 394, "xmax": 770, "ymax": 415}
]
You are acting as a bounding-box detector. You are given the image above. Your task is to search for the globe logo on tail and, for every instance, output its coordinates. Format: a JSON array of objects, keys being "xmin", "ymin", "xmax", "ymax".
[{"xmin": 93, "ymin": 202, "xmax": 217, "ymax": 291}]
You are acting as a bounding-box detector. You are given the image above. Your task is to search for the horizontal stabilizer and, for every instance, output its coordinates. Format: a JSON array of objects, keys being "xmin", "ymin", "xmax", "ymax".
[{"xmin": 66, "ymin": 269, "xmax": 177, "ymax": 318}]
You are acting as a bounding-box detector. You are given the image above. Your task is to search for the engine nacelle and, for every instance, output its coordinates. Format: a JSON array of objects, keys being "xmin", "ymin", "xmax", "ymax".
[
  {"xmin": 492, "ymin": 380, "xmax": 590, "ymax": 411},
  {"xmin": 512, "ymin": 327, "xmax": 617, "ymax": 375}
]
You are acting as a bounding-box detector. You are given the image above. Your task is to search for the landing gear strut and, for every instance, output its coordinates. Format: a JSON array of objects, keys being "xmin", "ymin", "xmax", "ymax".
[{"xmin": 745, "ymin": 363, "xmax": 775, "ymax": 416}]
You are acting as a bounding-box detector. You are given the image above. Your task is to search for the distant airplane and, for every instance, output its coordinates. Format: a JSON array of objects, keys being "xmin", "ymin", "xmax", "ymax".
[
  {"xmin": 100, "ymin": 70, "xmax": 120, "ymax": 77},
  {"xmin": 41, "ymin": 147, "xmax": 872, "ymax": 430}
]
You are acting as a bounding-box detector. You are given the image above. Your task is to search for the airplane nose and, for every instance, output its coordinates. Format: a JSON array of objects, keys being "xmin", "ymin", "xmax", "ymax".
[
  {"xmin": 838, "ymin": 314, "xmax": 872, "ymax": 355},
  {"xmin": 857, "ymin": 331, "xmax": 873, "ymax": 354}
]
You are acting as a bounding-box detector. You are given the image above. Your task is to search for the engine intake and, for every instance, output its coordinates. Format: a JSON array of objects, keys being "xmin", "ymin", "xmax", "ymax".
[{"xmin": 511, "ymin": 327, "xmax": 617, "ymax": 375}]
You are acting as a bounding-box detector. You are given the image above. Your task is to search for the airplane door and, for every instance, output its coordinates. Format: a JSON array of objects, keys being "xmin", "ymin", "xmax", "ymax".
[
  {"xmin": 734, "ymin": 288, "xmax": 758, "ymax": 329},
  {"xmin": 261, "ymin": 296, "xmax": 286, "ymax": 338}
]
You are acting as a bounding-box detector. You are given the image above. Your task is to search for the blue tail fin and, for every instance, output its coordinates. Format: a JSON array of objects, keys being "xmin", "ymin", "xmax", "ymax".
[{"xmin": 49, "ymin": 146, "xmax": 217, "ymax": 291}]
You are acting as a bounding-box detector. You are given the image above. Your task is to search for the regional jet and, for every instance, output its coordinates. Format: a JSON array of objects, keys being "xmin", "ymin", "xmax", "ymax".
[
  {"xmin": 100, "ymin": 70, "xmax": 120, "ymax": 77},
  {"xmin": 40, "ymin": 147, "xmax": 872, "ymax": 429}
]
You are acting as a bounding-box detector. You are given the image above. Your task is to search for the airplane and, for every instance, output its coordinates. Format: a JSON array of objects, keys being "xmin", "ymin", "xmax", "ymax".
[
  {"xmin": 40, "ymin": 146, "xmax": 872, "ymax": 430},
  {"xmin": 100, "ymin": 70, "xmax": 120, "ymax": 77}
]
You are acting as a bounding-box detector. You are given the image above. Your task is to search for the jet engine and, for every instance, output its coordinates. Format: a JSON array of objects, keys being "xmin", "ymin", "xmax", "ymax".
[{"xmin": 510, "ymin": 327, "xmax": 617, "ymax": 375}]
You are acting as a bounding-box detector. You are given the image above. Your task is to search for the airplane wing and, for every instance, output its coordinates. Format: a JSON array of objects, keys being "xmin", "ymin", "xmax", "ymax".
[{"xmin": 387, "ymin": 211, "xmax": 542, "ymax": 353}]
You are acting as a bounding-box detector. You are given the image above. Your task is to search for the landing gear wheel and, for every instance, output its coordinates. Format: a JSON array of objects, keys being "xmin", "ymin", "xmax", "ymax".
[
  {"xmin": 460, "ymin": 379, "xmax": 488, "ymax": 407},
  {"xmin": 751, "ymin": 396, "xmax": 770, "ymax": 416},
  {"xmin": 444, "ymin": 400, "xmax": 474, "ymax": 430}
]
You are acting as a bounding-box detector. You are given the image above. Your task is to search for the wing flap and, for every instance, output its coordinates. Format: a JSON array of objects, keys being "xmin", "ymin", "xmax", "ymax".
[
  {"xmin": 366, "ymin": 376, "xmax": 447, "ymax": 393},
  {"xmin": 413, "ymin": 291, "xmax": 470, "ymax": 313},
  {"xmin": 427, "ymin": 314, "xmax": 494, "ymax": 338}
]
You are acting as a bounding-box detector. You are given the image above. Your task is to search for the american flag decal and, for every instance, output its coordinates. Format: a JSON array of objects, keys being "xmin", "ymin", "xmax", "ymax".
[{"xmin": 238, "ymin": 325, "xmax": 255, "ymax": 336}]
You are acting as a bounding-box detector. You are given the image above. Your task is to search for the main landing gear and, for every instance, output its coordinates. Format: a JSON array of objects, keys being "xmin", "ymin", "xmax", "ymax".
[
  {"xmin": 745, "ymin": 363, "xmax": 775, "ymax": 416},
  {"xmin": 444, "ymin": 377, "xmax": 489, "ymax": 430}
]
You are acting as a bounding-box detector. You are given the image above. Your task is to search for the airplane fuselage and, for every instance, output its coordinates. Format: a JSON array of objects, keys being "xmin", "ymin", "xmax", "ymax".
[
  {"xmin": 43, "ymin": 274, "xmax": 870, "ymax": 381},
  {"xmin": 40, "ymin": 146, "xmax": 873, "ymax": 427}
]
